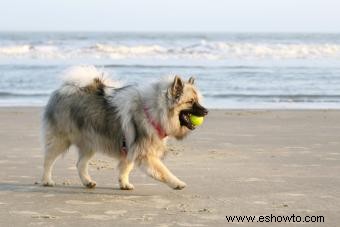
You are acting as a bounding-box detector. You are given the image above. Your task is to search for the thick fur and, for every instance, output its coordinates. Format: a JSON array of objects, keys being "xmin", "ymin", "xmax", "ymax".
[{"xmin": 41, "ymin": 66, "xmax": 206, "ymax": 190}]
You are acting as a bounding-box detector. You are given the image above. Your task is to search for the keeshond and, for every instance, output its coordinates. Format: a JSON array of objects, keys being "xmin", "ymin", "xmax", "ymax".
[{"xmin": 41, "ymin": 66, "xmax": 208, "ymax": 190}]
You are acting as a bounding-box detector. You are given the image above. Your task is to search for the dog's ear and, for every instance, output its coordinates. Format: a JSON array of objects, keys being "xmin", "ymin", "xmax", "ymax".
[
  {"xmin": 188, "ymin": 77, "xmax": 195, "ymax": 85},
  {"xmin": 171, "ymin": 75, "xmax": 184, "ymax": 100}
]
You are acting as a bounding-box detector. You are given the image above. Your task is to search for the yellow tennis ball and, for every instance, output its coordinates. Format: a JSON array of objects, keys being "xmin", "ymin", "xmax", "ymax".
[{"xmin": 190, "ymin": 115, "xmax": 204, "ymax": 126}]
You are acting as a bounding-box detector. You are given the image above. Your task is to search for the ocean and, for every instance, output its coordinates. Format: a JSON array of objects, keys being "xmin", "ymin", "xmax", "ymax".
[{"xmin": 0, "ymin": 32, "xmax": 339, "ymax": 108}]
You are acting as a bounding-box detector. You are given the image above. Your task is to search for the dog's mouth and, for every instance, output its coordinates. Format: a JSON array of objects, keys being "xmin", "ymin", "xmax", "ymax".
[
  {"xmin": 179, "ymin": 102, "xmax": 208, "ymax": 130},
  {"xmin": 179, "ymin": 110, "xmax": 195, "ymax": 130}
]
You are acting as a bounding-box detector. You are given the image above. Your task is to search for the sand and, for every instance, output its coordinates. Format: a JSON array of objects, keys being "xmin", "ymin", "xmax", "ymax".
[{"xmin": 0, "ymin": 107, "xmax": 339, "ymax": 226}]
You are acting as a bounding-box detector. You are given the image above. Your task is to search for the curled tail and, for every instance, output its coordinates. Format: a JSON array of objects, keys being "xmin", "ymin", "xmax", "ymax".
[{"xmin": 60, "ymin": 66, "xmax": 121, "ymax": 94}]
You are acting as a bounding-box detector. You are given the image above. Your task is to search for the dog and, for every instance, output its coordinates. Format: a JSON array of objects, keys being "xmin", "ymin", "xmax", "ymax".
[{"xmin": 41, "ymin": 66, "xmax": 208, "ymax": 190}]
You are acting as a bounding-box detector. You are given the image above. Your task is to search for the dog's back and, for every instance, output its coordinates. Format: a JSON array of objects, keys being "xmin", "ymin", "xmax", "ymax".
[
  {"xmin": 44, "ymin": 77, "xmax": 115, "ymax": 138},
  {"xmin": 43, "ymin": 66, "xmax": 121, "ymax": 143}
]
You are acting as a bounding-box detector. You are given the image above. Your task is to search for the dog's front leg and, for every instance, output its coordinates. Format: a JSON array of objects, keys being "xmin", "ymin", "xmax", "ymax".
[{"xmin": 142, "ymin": 156, "xmax": 186, "ymax": 190}]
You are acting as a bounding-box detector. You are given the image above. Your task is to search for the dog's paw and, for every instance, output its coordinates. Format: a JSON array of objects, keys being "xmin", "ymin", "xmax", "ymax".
[
  {"xmin": 173, "ymin": 181, "xmax": 186, "ymax": 190},
  {"xmin": 42, "ymin": 180, "xmax": 55, "ymax": 187},
  {"xmin": 120, "ymin": 182, "xmax": 134, "ymax": 190},
  {"xmin": 85, "ymin": 181, "xmax": 97, "ymax": 189}
]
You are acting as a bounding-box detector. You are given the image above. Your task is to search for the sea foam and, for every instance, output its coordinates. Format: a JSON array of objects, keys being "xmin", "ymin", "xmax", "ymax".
[{"xmin": 0, "ymin": 42, "xmax": 339, "ymax": 60}]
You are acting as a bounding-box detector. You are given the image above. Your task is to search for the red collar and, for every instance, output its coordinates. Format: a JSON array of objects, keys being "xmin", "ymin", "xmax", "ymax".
[{"xmin": 143, "ymin": 105, "xmax": 167, "ymax": 139}]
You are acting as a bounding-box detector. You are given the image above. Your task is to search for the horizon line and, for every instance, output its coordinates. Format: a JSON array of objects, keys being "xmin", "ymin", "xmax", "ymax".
[{"xmin": 0, "ymin": 30, "xmax": 340, "ymax": 34}]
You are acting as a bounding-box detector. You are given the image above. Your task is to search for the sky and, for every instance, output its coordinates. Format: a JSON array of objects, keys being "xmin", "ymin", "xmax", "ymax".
[{"xmin": 0, "ymin": 0, "xmax": 339, "ymax": 33}]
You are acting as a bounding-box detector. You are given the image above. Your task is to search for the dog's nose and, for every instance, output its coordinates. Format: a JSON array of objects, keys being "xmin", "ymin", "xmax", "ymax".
[
  {"xmin": 201, "ymin": 107, "xmax": 208, "ymax": 116},
  {"xmin": 193, "ymin": 102, "xmax": 208, "ymax": 116}
]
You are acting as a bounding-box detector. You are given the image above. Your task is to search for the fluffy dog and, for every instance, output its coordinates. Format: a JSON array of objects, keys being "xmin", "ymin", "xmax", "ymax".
[{"xmin": 41, "ymin": 66, "xmax": 208, "ymax": 190}]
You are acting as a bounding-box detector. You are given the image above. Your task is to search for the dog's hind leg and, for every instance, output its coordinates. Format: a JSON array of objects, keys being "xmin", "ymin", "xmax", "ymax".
[
  {"xmin": 141, "ymin": 156, "xmax": 186, "ymax": 190},
  {"xmin": 76, "ymin": 147, "xmax": 96, "ymax": 188},
  {"xmin": 118, "ymin": 158, "xmax": 135, "ymax": 190},
  {"xmin": 42, "ymin": 137, "xmax": 70, "ymax": 186}
]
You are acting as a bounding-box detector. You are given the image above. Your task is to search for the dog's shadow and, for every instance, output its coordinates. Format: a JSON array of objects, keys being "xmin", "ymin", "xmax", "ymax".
[{"xmin": 0, "ymin": 182, "xmax": 158, "ymax": 197}]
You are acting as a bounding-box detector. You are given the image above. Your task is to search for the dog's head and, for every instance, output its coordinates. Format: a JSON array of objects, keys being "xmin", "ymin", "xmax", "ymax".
[{"xmin": 167, "ymin": 76, "xmax": 208, "ymax": 139}]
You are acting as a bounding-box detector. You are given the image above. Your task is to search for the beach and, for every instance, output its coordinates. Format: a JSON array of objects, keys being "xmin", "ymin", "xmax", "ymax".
[{"xmin": 0, "ymin": 107, "xmax": 339, "ymax": 226}]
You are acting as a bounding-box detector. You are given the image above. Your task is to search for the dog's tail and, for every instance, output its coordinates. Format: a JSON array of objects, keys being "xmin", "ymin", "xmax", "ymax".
[{"xmin": 60, "ymin": 66, "xmax": 121, "ymax": 93}]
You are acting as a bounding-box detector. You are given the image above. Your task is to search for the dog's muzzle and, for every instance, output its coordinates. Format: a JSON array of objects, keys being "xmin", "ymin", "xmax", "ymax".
[{"xmin": 179, "ymin": 102, "xmax": 208, "ymax": 130}]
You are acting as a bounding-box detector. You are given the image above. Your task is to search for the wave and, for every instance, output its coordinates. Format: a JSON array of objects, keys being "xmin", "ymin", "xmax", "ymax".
[
  {"xmin": 213, "ymin": 42, "xmax": 340, "ymax": 59},
  {"xmin": 0, "ymin": 45, "xmax": 32, "ymax": 55},
  {"xmin": 205, "ymin": 94, "xmax": 340, "ymax": 102},
  {"xmin": 90, "ymin": 42, "xmax": 340, "ymax": 59},
  {"xmin": 2, "ymin": 91, "xmax": 340, "ymax": 103},
  {"xmin": 0, "ymin": 91, "xmax": 49, "ymax": 97},
  {"xmin": 1, "ymin": 42, "xmax": 340, "ymax": 60},
  {"xmin": 93, "ymin": 43, "xmax": 166, "ymax": 55}
]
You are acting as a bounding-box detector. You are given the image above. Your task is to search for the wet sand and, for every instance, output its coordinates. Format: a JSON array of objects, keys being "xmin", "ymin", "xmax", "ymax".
[{"xmin": 0, "ymin": 107, "xmax": 339, "ymax": 226}]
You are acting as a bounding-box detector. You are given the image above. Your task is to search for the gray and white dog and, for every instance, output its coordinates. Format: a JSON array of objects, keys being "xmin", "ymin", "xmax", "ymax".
[{"xmin": 41, "ymin": 66, "xmax": 208, "ymax": 190}]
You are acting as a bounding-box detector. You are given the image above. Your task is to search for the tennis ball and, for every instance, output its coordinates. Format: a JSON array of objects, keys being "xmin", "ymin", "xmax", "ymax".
[{"xmin": 190, "ymin": 115, "xmax": 204, "ymax": 126}]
